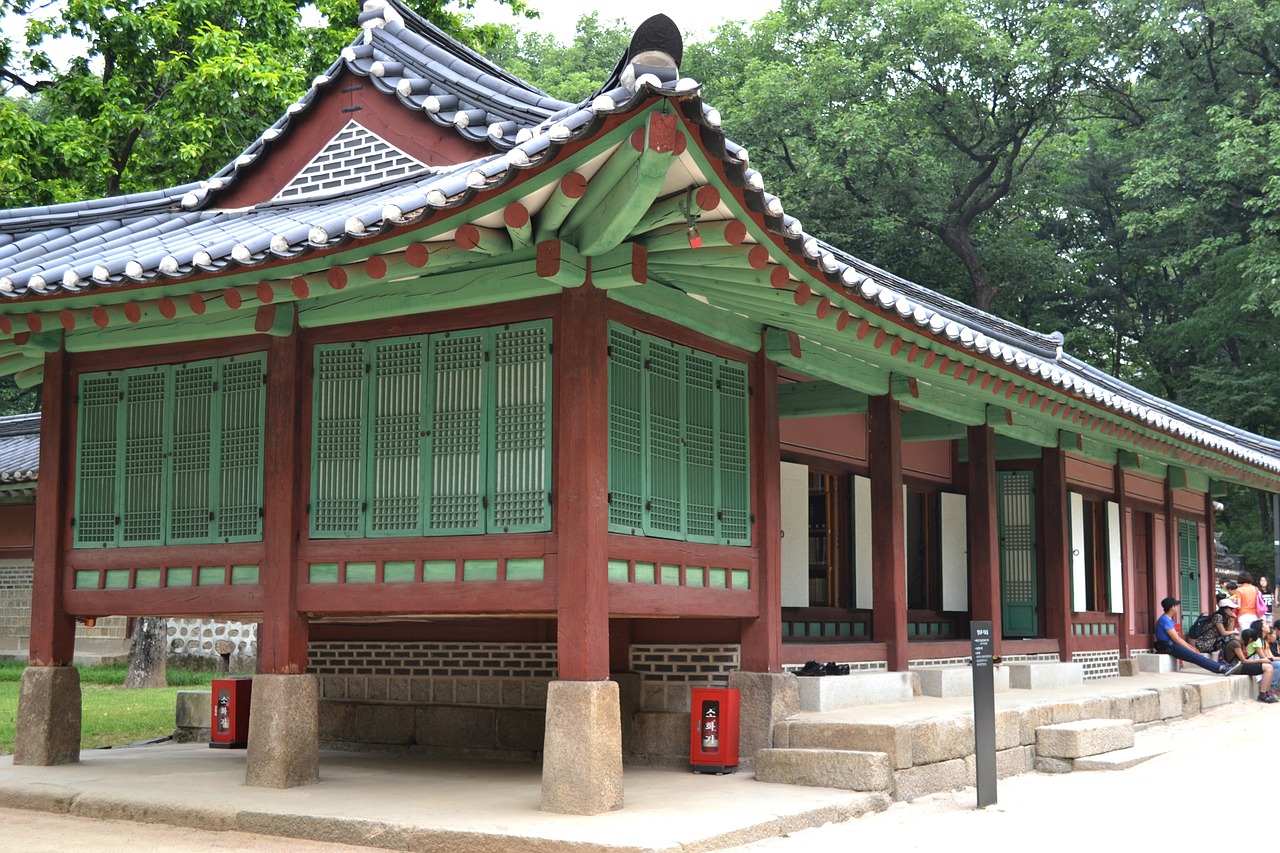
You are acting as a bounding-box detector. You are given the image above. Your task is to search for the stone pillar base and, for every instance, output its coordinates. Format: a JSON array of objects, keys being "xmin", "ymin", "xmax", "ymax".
[
  {"xmin": 15, "ymin": 665, "xmax": 82, "ymax": 766},
  {"xmin": 727, "ymin": 671, "xmax": 798, "ymax": 768},
  {"xmin": 541, "ymin": 680, "xmax": 623, "ymax": 814},
  {"xmin": 245, "ymin": 674, "xmax": 319, "ymax": 788}
]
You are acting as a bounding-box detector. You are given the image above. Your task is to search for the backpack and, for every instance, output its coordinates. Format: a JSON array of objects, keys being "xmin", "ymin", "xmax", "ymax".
[{"xmin": 1186, "ymin": 613, "xmax": 1214, "ymax": 640}]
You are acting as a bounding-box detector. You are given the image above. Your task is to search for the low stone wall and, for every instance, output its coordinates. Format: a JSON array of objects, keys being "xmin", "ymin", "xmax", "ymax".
[{"xmin": 773, "ymin": 675, "xmax": 1255, "ymax": 802}]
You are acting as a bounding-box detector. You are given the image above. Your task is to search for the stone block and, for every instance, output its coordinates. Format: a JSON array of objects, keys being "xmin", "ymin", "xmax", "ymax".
[
  {"xmin": 1073, "ymin": 744, "xmax": 1166, "ymax": 771},
  {"xmin": 245, "ymin": 674, "xmax": 319, "ymax": 789},
  {"xmin": 1035, "ymin": 719, "xmax": 1134, "ymax": 759},
  {"xmin": 755, "ymin": 748, "xmax": 892, "ymax": 792},
  {"xmin": 1018, "ymin": 705, "xmax": 1054, "ymax": 745},
  {"xmin": 795, "ymin": 672, "xmax": 913, "ymax": 711},
  {"xmin": 494, "ymin": 708, "xmax": 545, "ymax": 753},
  {"xmin": 1110, "ymin": 690, "xmax": 1159, "ymax": 723},
  {"xmin": 1181, "ymin": 684, "xmax": 1202, "ymax": 717},
  {"xmin": 319, "ymin": 701, "xmax": 414, "ymax": 745},
  {"xmin": 786, "ymin": 723, "xmax": 913, "ymax": 769},
  {"xmin": 1007, "ymin": 662, "xmax": 1084, "ymax": 690},
  {"xmin": 175, "ymin": 690, "xmax": 210, "ymax": 728},
  {"xmin": 914, "ymin": 665, "xmax": 1010, "ymax": 698},
  {"xmin": 995, "ymin": 709, "xmax": 1024, "ymax": 750},
  {"xmin": 1156, "ymin": 684, "xmax": 1184, "ymax": 719},
  {"xmin": 15, "ymin": 666, "xmax": 82, "ymax": 766},
  {"xmin": 1034, "ymin": 756, "xmax": 1074, "ymax": 774},
  {"xmin": 540, "ymin": 680, "xmax": 623, "ymax": 815},
  {"xmin": 964, "ymin": 745, "xmax": 1034, "ymax": 781},
  {"xmin": 728, "ymin": 671, "xmax": 798, "ymax": 768},
  {"xmin": 417, "ymin": 705, "xmax": 495, "ymax": 749},
  {"xmin": 891, "ymin": 758, "xmax": 968, "ymax": 802},
  {"xmin": 1136, "ymin": 654, "xmax": 1175, "ymax": 673},
  {"xmin": 1049, "ymin": 702, "xmax": 1083, "ymax": 724},
  {"xmin": 1197, "ymin": 678, "xmax": 1234, "ymax": 709},
  {"xmin": 1080, "ymin": 697, "xmax": 1112, "ymax": 719},
  {"xmin": 1118, "ymin": 658, "xmax": 1140, "ymax": 676},
  {"xmin": 630, "ymin": 711, "xmax": 688, "ymax": 759},
  {"xmin": 909, "ymin": 717, "xmax": 974, "ymax": 765}
]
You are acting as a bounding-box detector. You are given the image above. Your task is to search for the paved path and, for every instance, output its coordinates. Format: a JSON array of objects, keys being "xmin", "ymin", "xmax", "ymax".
[{"xmin": 0, "ymin": 697, "xmax": 1263, "ymax": 851}]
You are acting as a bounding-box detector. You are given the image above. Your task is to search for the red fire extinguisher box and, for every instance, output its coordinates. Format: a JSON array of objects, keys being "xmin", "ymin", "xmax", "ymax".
[
  {"xmin": 210, "ymin": 677, "xmax": 253, "ymax": 749},
  {"xmin": 689, "ymin": 687, "xmax": 740, "ymax": 774}
]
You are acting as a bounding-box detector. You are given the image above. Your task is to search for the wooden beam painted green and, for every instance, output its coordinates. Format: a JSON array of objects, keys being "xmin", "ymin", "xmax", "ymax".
[
  {"xmin": 574, "ymin": 138, "xmax": 675, "ymax": 256},
  {"xmin": 65, "ymin": 313, "xmax": 260, "ymax": 352},
  {"xmin": 1118, "ymin": 451, "xmax": 1141, "ymax": 470},
  {"xmin": 299, "ymin": 268, "xmax": 564, "ymax": 328},
  {"xmin": 18, "ymin": 330, "xmax": 63, "ymax": 354},
  {"xmin": 777, "ymin": 380, "xmax": 869, "ymax": 419},
  {"xmin": 607, "ymin": 284, "xmax": 761, "ymax": 353},
  {"xmin": 891, "ymin": 375, "xmax": 987, "ymax": 427},
  {"xmin": 1211, "ymin": 479, "xmax": 1228, "ymax": 498},
  {"xmin": 635, "ymin": 221, "xmax": 748, "ymax": 252},
  {"xmin": 0, "ymin": 353, "xmax": 41, "ymax": 377},
  {"xmin": 900, "ymin": 409, "xmax": 968, "ymax": 442},
  {"xmin": 1169, "ymin": 467, "xmax": 1210, "ymax": 493},
  {"xmin": 987, "ymin": 405, "xmax": 1059, "ymax": 448},
  {"xmin": 643, "ymin": 246, "xmax": 762, "ymax": 269},
  {"xmin": 993, "ymin": 436, "xmax": 1042, "ymax": 460},
  {"xmin": 14, "ymin": 364, "xmax": 43, "ymax": 389},
  {"xmin": 590, "ymin": 243, "xmax": 645, "ymax": 290},
  {"xmin": 557, "ymin": 141, "xmax": 643, "ymax": 240},
  {"xmin": 763, "ymin": 327, "xmax": 888, "ymax": 395}
]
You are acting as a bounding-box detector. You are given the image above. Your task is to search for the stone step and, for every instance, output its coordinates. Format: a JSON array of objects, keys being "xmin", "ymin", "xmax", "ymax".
[
  {"xmin": 1035, "ymin": 718, "xmax": 1134, "ymax": 759},
  {"xmin": 1072, "ymin": 744, "xmax": 1166, "ymax": 771},
  {"xmin": 914, "ymin": 665, "xmax": 1010, "ymax": 698},
  {"xmin": 1135, "ymin": 653, "xmax": 1176, "ymax": 673},
  {"xmin": 1007, "ymin": 661, "xmax": 1084, "ymax": 690},
  {"xmin": 755, "ymin": 748, "xmax": 892, "ymax": 792},
  {"xmin": 795, "ymin": 672, "xmax": 914, "ymax": 711}
]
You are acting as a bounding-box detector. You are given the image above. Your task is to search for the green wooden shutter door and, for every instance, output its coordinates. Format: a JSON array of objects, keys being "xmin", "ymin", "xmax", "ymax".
[
  {"xmin": 716, "ymin": 358, "xmax": 751, "ymax": 545},
  {"xmin": 169, "ymin": 360, "xmax": 216, "ymax": 542},
  {"xmin": 427, "ymin": 330, "xmax": 486, "ymax": 534},
  {"xmin": 368, "ymin": 337, "xmax": 425, "ymax": 535},
  {"xmin": 121, "ymin": 368, "xmax": 168, "ymax": 545},
  {"xmin": 311, "ymin": 343, "xmax": 367, "ymax": 537},
  {"xmin": 75, "ymin": 373, "xmax": 123, "ymax": 547},
  {"xmin": 489, "ymin": 321, "xmax": 551, "ymax": 533},
  {"xmin": 684, "ymin": 352, "xmax": 717, "ymax": 541},
  {"xmin": 645, "ymin": 338, "xmax": 684, "ymax": 536},
  {"xmin": 997, "ymin": 469, "xmax": 1038, "ymax": 637},
  {"xmin": 218, "ymin": 354, "xmax": 265, "ymax": 541},
  {"xmin": 1179, "ymin": 519, "xmax": 1200, "ymax": 628},
  {"xmin": 608, "ymin": 325, "xmax": 644, "ymax": 533}
]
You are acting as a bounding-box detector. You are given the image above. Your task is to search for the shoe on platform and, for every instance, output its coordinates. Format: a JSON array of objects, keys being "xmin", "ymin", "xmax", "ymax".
[{"xmin": 1224, "ymin": 661, "xmax": 1244, "ymax": 676}]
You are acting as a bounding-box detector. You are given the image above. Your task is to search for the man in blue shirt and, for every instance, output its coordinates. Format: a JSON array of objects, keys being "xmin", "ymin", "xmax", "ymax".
[{"xmin": 1154, "ymin": 597, "xmax": 1241, "ymax": 675}]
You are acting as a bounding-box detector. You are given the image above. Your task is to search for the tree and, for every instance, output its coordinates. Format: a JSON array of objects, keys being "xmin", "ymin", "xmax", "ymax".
[
  {"xmin": 123, "ymin": 616, "xmax": 168, "ymax": 688},
  {"xmin": 0, "ymin": 0, "xmax": 538, "ymax": 205},
  {"xmin": 685, "ymin": 0, "xmax": 1105, "ymax": 313}
]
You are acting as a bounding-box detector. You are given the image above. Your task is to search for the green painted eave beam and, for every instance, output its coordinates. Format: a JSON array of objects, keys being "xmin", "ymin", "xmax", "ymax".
[
  {"xmin": 763, "ymin": 327, "xmax": 888, "ymax": 396},
  {"xmin": 777, "ymin": 380, "xmax": 869, "ymax": 419},
  {"xmin": 1169, "ymin": 467, "xmax": 1211, "ymax": 492},
  {"xmin": 607, "ymin": 283, "xmax": 761, "ymax": 353},
  {"xmin": 574, "ymin": 116, "xmax": 678, "ymax": 257},
  {"xmin": 899, "ymin": 409, "xmax": 969, "ymax": 442},
  {"xmin": 891, "ymin": 374, "xmax": 987, "ymax": 427}
]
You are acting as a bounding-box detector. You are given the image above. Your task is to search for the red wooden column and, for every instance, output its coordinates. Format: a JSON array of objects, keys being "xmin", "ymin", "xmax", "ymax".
[
  {"xmin": 1163, "ymin": 481, "xmax": 1179, "ymax": 601},
  {"xmin": 1115, "ymin": 465, "xmax": 1135, "ymax": 658},
  {"xmin": 554, "ymin": 283, "xmax": 610, "ymax": 681},
  {"xmin": 741, "ymin": 350, "xmax": 781, "ymax": 672},
  {"xmin": 868, "ymin": 394, "xmax": 907, "ymax": 671},
  {"xmin": 29, "ymin": 346, "xmax": 75, "ymax": 666},
  {"xmin": 1041, "ymin": 448, "xmax": 1073, "ymax": 660},
  {"xmin": 1203, "ymin": 491, "xmax": 1217, "ymax": 610},
  {"xmin": 259, "ymin": 331, "xmax": 308, "ymax": 673},
  {"xmin": 966, "ymin": 424, "xmax": 1001, "ymax": 657}
]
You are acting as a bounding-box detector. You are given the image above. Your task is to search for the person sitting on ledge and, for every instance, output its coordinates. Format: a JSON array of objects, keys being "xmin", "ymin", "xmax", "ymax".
[{"xmin": 1153, "ymin": 597, "xmax": 1240, "ymax": 676}]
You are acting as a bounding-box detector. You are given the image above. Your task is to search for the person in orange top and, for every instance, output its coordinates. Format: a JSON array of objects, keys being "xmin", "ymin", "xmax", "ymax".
[{"xmin": 1237, "ymin": 571, "xmax": 1263, "ymax": 629}]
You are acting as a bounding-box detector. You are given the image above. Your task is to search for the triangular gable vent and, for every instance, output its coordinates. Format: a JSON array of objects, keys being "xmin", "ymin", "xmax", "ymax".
[{"xmin": 274, "ymin": 120, "xmax": 432, "ymax": 202}]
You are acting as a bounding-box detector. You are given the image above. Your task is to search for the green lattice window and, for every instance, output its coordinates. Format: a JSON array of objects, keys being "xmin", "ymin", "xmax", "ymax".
[
  {"xmin": 74, "ymin": 354, "xmax": 266, "ymax": 548},
  {"xmin": 607, "ymin": 323, "xmax": 751, "ymax": 546},
  {"xmin": 310, "ymin": 320, "xmax": 552, "ymax": 538}
]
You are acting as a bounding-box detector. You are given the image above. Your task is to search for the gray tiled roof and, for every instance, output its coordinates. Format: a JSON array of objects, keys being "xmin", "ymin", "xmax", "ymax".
[
  {"xmin": 0, "ymin": 1, "xmax": 1278, "ymax": 478},
  {"xmin": 0, "ymin": 412, "xmax": 39, "ymax": 483}
]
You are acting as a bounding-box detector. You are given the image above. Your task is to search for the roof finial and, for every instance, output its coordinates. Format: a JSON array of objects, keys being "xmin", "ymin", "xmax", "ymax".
[{"xmin": 619, "ymin": 14, "xmax": 683, "ymax": 93}]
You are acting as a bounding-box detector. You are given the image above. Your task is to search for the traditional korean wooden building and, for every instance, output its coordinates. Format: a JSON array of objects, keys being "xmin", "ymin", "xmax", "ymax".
[{"xmin": 5, "ymin": 0, "xmax": 1280, "ymax": 812}]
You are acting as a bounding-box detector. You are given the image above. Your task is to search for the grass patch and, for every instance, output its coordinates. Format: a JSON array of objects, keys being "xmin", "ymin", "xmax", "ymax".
[{"xmin": 0, "ymin": 663, "xmax": 249, "ymax": 755}]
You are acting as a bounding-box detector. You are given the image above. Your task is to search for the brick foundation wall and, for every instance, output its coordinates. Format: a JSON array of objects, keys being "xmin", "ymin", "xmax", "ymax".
[
  {"xmin": 1074, "ymin": 649, "xmax": 1120, "ymax": 680},
  {"xmin": 0, "ymin": 559, "xmax": 128, "ymax": 659}
]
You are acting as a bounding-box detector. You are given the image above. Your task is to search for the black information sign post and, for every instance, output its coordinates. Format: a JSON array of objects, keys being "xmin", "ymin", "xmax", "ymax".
[{"xmin": 971, "ymin": 620, "xmax": 997, "ymax": 807}]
